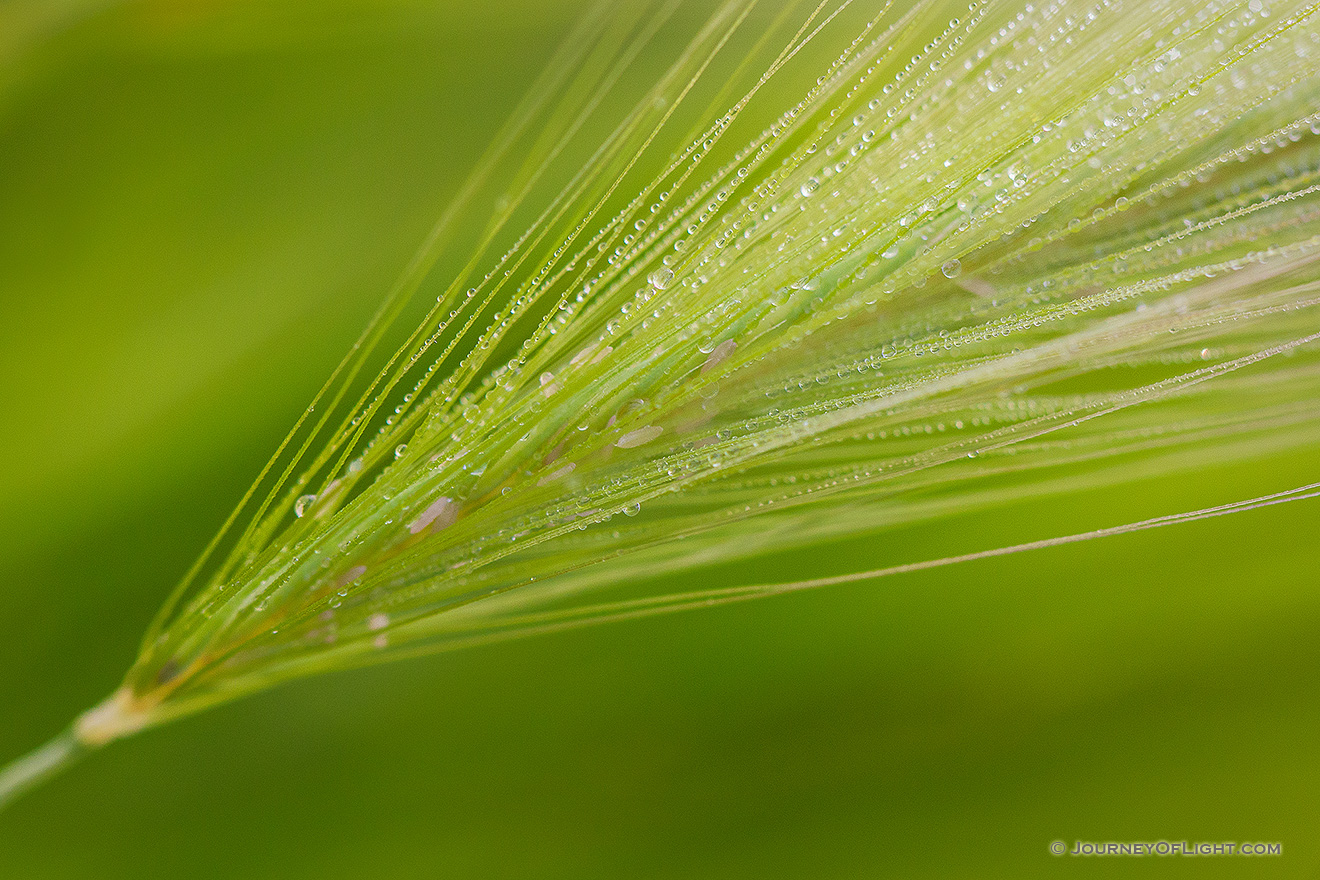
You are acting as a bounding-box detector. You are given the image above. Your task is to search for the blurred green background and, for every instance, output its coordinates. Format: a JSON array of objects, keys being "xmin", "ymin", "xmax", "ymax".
[{"xmin": 2, "ymin": 1, "xmax": 1319, "ymax": 876}]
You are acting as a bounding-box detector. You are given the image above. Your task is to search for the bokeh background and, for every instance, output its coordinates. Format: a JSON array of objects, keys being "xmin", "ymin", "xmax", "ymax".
[{"xmin": 2, "ymin": 1, "xmax": 1319, "ymax": 876}]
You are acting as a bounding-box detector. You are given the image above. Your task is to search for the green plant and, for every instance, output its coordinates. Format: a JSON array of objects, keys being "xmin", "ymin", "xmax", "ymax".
[{"xmin": 4, "ymin": 0, "xmax": 1320, "ymax": 811}]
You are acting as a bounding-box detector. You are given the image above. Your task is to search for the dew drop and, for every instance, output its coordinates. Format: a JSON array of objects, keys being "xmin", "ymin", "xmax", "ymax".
[
  {"xmin": 649, "ymin": 268, "xmax": 674, "ymax": 290},
  {"xmin": 294, "ymin": 494, "xmax": 316, "ymax": 518},
  {"xmin": 941, "ymin": 259, "xmax": 962, "ymax": 279}
]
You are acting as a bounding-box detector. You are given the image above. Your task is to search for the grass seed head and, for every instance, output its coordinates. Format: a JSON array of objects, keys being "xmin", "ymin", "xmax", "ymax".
[{"xmin": 6, "ymin": 0, "xmax": 1320, "ymax": 799}]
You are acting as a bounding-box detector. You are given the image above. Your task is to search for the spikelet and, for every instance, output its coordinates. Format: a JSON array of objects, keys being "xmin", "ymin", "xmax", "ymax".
[{"xmin": 7, "ymin": 0, "xmax": 1320, "ymax": 802}]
